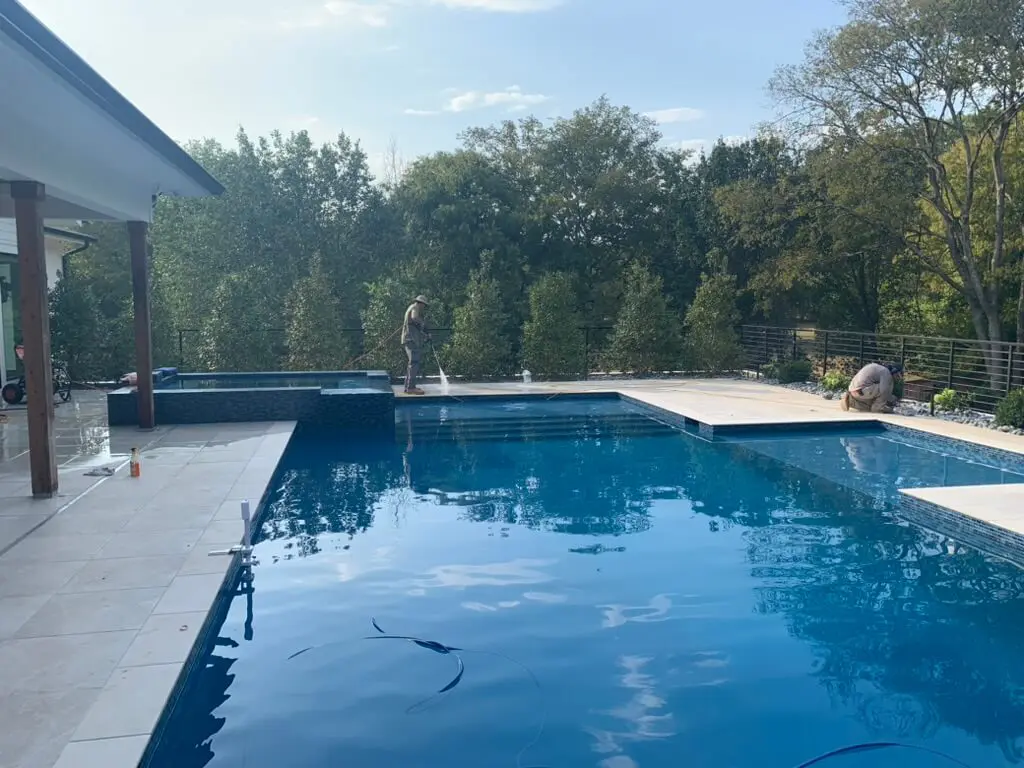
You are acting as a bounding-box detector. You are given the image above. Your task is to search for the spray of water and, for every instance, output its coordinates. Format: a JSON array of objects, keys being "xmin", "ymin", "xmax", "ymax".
[{"xmin": 431, "ymin": 342, "xmax": 450, "ymax": 395}]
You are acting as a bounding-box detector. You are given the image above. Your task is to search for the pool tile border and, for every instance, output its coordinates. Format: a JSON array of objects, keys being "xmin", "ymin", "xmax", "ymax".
[{"xmin": 898, "ymin": 493, "xmax": 1024, "ymax": 569}]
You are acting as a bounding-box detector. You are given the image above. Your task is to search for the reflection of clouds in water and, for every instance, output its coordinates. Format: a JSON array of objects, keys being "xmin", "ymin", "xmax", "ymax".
[
  {"xmin": 586, "ymin": 655, "xmax": 675, "ymax": 764},
  {"xmin": 600, "ymin": 594, "xmax": 673, "ymax": 629},
  {"xmin": 524, "ymin": 591, "xmax": 567, "ymax": 604},
  {"xmin": 462, "ymin": 600, "xmax": 521, "ymax": 612},
  {"xmin": 407, "ymin": 559, "xmax": 555, "ymax": 590},
  {"xmin": 463, "ymin": 590, "xmax": 567, "ymax": 613},
  {"xmin": 334, "ymin": 545, "xmax": 394, "ymax": 583}
]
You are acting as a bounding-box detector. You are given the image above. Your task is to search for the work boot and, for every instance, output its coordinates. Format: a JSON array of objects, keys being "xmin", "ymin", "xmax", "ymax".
[{"xmin": 405, "ymin": 387, "xmax": 425, "ymax": 396}]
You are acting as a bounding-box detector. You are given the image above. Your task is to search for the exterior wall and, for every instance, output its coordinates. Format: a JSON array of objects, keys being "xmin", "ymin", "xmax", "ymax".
[{"xmin": 0, "ymin": 220, "xmax": 80, "ymax": 385}]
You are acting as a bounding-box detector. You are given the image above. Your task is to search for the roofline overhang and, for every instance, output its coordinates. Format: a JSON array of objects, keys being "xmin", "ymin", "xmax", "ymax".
[{"xmin": 0, "ymin": 0, "xmax": 224, "ymax": 197}]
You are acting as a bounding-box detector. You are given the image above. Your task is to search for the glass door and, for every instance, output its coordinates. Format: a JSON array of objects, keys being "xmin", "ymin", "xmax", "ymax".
[{"xmin": 0, "ymin": 258, "xmax": 19, "ymax": 382}]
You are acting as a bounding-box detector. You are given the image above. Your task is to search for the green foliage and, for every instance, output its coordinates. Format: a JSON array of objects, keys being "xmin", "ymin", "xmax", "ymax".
[
  {"xmin": 893, "ymin": 377, "xmax": 904, "ymax": 401},
  {"xmin": 820, "ymin": 371, "xmax": 851, "ymax": 392},
  {"xmin": 774, "ymin": 359, "xmax": 813, "ymax": 384},
  {"xmin": 361, "ymin": 276, "xmax": 415, "ymax": 378},
  {"xmin": 605, "ymin": 261, "xmax": 683, "ymax": 375},
  {"xmin": 683, "ymin": 273, "xmax": 742, "ymax": 373},
  {"xmin": 48, "ymin": 271, "xmax": 104, "ymax": 381},
  {"xmin": 933, "ymin": 388, "xmax": 970, "ymax": 412},
  {"xmin": 200, "ymin": 271, "xmax": 282, "ymax": 372},
  {"xmin": 521, "ymin": 272, "xmax": 582, "ymax": 378},
  {"xmin": 445, "ymin": 267, "xmax": 514, "ymax": 379},
  {"xmin": 994, "ymin": 389, "xmax": 1024, "ymax": 428},
  {"xmin": 286, "ymin": 256, "xmax": 353, "ymax": 371}
]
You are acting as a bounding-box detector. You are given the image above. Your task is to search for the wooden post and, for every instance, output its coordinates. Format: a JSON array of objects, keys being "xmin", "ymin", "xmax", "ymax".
[
  {"xmin": 128, "ymin": 221, "xmax": 154, "ymax": 429},
  {"xmin": 12, "ymin": 181, "xmax": 57, "ymax": 497}
]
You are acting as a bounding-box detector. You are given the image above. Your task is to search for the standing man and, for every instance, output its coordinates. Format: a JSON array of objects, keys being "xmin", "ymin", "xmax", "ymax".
[
  {"xmin": 841, "ymin": 362, "xmax": 903, "ymax": 413},
  {"xmin": 402, "ymin": 295, "xmax": 430, "ymax": 395}
]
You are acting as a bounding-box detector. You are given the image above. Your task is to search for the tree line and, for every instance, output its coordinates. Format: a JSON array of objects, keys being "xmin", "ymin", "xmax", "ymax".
[{"xmin": 48, "ymin": 0, "xmax": 1024, "ymax": 383}]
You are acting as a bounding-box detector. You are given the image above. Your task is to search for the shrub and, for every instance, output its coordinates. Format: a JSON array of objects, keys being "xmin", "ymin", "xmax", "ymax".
[
  {"xmin": 820, "ymin": 371, "xmax": 851, "ymax": 392},
  {"xmin": 446, "ymin": 267, "xmax": 514, "ymax": 379},
  {"xmin": 995, "ymin": 389, "xmax": 1024, "ymax": 428},
  {"xmin": 605, "ymin": 261, "xmax": 683, "ymax": 375},
  {"xmin": 893, "ymin": 377, "xmax": 904, "ymax": 401},
  {"xmin": 286, "ymin": 255, "xmax": 353, "ymax": 371},
  {"xmin": 933, "ymin": 388, "xmax": 970, "ymax": 412},
  {"xmin": 683, "ymin": 273, "xmax": 742, "ymax": 373},
  {"xmin": 522, "ymin": 272, "xmax": 582, "ymax": 379},
  {"xmin": 775, "ymin": 359, "xmax": 813, "ymax": 384}
]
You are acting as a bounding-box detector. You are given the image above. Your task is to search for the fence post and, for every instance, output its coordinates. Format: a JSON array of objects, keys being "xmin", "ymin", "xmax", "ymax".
[
  {"xmin": 946, "ymin": 341, "xmax": 955, "ymax": 390},
  {"xmin": 583, "ymin": 327, "xmax": 590, "ymax": 381},
  {"xmin": 1008, "ymin": 346, "xmax": 1015, "ymax": 395},
  {"xmin": 762, "ymin": 328, "xmax": 769, "ymax": 377},
  {"xmin": 899, "ymin": 336, "xmax": 906, "ymax": 370},
  {"xmin": 178, "ymin": 330, "xmax": 185, "ymax": 371},
  {"xmin": 822, "ymin": 330, "xmax": 829, "ymax": 376},
  {"xmin": 791, "ymin": 329, "xmax": 798, "ymax": 361},
  {"xmin": 858, "ymin": 335, "xmax": 865, "ymax": 366}
]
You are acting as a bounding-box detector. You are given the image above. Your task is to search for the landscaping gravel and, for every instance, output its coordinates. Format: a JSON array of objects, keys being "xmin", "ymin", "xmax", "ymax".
[{"xmin": 760, "ymin": 379, "xmax": 1024, "ymax": 436}]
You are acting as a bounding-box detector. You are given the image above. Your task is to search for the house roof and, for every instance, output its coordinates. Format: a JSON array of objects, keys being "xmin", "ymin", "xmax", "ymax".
[
  {"xmin": 0, "ymin": 0, "xmax": 222, "ymax": 197},
  {"xmin": 44, "ymin": 226, "xmax": 97, "ymax": 245},
  {"xmin": 0, "ymin": 0, "xmax": 223, "ymax": 221}
]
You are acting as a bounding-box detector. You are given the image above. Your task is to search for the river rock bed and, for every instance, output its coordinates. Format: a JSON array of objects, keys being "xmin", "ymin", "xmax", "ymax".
[{"xmin": 762, "ymin": 379, "xmax": 1024, "ymax": 436}]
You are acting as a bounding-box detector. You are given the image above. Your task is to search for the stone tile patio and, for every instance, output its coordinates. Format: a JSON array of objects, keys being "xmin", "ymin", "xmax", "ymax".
[{"xmin": 0, "ymin": 392, "xmax": 294, "ymax": 768}]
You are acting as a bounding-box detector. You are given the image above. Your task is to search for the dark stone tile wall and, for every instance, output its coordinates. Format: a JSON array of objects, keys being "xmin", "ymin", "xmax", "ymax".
[
  {"xmin": 107, "ymin": 385, "xmax": 395, "ymax": 432},
  {"xmin": 899, "ymin": 494, "xmax": 1024, "ymax": 568}
]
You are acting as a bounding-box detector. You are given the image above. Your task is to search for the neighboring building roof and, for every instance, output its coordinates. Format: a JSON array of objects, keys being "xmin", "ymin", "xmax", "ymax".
[
  {"xmin": 43, "ymin": 226, "xmax": 97, "ymax": 245},
  {"xmin": 0, "ymin": 0, "xmax": 224, "ymax": 197}
]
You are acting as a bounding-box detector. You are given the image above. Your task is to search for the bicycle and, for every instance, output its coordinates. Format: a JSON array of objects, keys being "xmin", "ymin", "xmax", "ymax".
[{"xmin": 1, "ymin": 344, "xmax": 72, "ymax": 405}]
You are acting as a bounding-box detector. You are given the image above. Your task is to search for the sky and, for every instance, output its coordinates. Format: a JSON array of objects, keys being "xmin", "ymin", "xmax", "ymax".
[{"xmin": 20, "ymin": 0, "xmax": 850, "ymax": 177}]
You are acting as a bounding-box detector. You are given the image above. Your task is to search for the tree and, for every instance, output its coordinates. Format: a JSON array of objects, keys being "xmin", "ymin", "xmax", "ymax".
[
  {"xmin": 771, "ymin": 0, "xmax": 1024, "ymax": 374},
  {"xmin": 445, "ymin": 266, "xmax": 514, "ymax": 379},
  {"xmin": 285, "ymin": 256, "xmax": 353, "ymax": 371},
  {"xmin": 684, "ymin": 273, "xmax": 742, "ymax": 373},
  {"xmin": 604, "ymin": 261, "xmax": 683, "ymax": 375},
  {"xmin": 522, "ymin": 272, "xmax": 583, "ymax": 378},
  {"xmin": 48, "ymin": 268, "xmax": 103, "ymax": 381},
  {"xmin": 200, "ymin": 271, "xmax": 281, "ymax": 372}
]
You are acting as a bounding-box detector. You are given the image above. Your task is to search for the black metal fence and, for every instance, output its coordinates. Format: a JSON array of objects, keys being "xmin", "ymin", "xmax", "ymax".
[
  {"xmin": 175, "ymin": 326, "xmax": 623, "ymax": 381},
  {"xmin": 741, "ymin": 325, "xmax": 1024, "ymax": 413}
]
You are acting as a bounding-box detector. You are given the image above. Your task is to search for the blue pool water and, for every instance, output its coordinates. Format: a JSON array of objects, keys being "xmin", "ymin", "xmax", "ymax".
[{"xmin": 146, "ymin": 400, "xmax": 1024, "ymax": 768}]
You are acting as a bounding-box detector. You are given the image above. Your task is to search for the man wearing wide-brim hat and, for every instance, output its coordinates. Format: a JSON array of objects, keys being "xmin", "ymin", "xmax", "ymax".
[{"xmin": 401, "ymin": 295, "xmax": 431, "ymax": 395}]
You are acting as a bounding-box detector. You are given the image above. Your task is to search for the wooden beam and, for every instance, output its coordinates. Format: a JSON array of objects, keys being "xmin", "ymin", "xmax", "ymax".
[
  {"xmin": 128, "ymin": 221, "xmax": 154, "ymax": 429},
  {"xmin": 12, "ymin": 181, "xmax": 57, "ymax": 497}
]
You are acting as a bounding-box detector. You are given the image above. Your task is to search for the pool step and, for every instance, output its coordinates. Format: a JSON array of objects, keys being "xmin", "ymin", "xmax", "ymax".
[{"xmin": 397, "ymin": 414, "xmax": 678, "ymax": 442}]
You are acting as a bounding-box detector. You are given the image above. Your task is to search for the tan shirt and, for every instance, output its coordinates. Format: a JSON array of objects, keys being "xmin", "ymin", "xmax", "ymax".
[
  {"xmin": 849, "ymin": 363, "xmax": 893, "ymax": 402},
  {"xmin": 401, "ymin": 303, "xmax": 427, "ymax": 347}
]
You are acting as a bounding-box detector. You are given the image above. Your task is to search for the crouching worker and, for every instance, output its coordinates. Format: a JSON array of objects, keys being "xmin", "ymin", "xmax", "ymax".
[{"xmin": 841, "ymin": 362, "xmax": 903, "ymax": 413}]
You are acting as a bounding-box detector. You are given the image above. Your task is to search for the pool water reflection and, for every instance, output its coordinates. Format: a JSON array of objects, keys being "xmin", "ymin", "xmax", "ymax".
[{"xmin": 144, "ymin": 404, "xmax": 1024, "ymax": 768}]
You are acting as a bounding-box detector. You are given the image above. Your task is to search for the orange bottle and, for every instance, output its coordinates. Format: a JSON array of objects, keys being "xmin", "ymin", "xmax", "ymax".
[{"xmin": 129, "ymin": 447, "xmax": 141, "ymax": 478}]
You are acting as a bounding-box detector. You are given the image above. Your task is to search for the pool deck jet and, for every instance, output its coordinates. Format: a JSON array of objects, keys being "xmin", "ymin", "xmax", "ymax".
[{"xmin": 0, "ymin": 379, "xmax": 1021, "ymax": 767}]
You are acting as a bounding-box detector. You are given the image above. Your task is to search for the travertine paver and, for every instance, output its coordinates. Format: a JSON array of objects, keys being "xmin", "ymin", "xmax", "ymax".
[{"xmin": 0, "ymin": 397, "xmax": 294, "ymax": 768}]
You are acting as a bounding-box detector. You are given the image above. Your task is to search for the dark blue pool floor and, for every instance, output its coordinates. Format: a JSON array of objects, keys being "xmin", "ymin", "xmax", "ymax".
[{"xmin": 145, "ymin": 404, "xmax": 1024, "ymax": 768}]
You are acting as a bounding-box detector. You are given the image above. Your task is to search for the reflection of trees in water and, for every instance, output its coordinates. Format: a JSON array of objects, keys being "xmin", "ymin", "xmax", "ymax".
[
  {"xmin": 408, "ymin": 424, "xmax": 696, "ymax": 536},
  {"xmin": 255, "ymin": 429, "xmax": 403, "ymax": 559},
  {"xmin": 146, "ymin": 637, "xmax": 238, "ymax": 768},
  {"xmin": 702, "ymin": 447, "xmax": 1024, "ymax": 762}
]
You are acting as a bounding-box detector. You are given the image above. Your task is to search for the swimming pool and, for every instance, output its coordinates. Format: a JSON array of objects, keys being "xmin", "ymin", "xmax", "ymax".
[{"xmin": 144, "ymin": 399, "xmax": 1024, "ymax": 768}]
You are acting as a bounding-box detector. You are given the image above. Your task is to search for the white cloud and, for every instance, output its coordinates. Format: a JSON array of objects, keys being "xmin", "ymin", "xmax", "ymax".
[
  {"xmin": 643, "ymin": 107, "xmax": 704, "ymax": 125},
  {"xmin": 429, "ymin": 0, "xmax": 563, "ymax": 10},
  {"xmin": 404, "ymin": 85, "xmax": 551, "ymax": 116},
  {"xmin": 324, "ymin": 0, "xmax": 390, "ymax": 26},
  {"xmin": 446, "ymin": 85, "xmax": 551, "ymax": 112}
]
